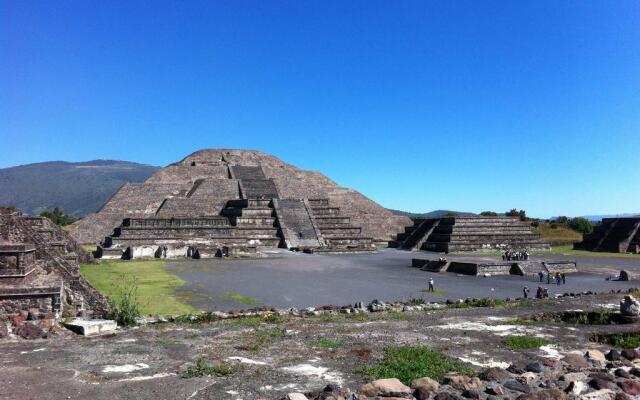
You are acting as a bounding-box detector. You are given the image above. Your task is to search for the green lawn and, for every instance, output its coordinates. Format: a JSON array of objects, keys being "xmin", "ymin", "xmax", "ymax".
[
  {"xmin": 80, "ymin": 260, "xmax": 198, "ymax": 316},
  {"xmin": 542, "ymin": 244, "xmax": 640, "ymax": 259}
]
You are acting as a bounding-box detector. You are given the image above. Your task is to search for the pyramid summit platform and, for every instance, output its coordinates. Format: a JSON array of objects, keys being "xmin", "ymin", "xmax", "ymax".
[{"xmin": 72, "ymin": 149, "xmax": 412, "ymax": 259}]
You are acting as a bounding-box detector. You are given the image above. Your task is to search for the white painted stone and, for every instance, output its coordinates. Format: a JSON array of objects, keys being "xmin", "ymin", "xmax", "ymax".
[{"xmin": 64, "ymin": 319, "xmax": 117, "ymax": 335}]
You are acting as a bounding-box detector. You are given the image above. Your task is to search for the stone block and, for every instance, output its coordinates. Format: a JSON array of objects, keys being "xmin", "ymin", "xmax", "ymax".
[{"xmin": 64, "ymin": 319, "xmax": 117, "ymax": 335}]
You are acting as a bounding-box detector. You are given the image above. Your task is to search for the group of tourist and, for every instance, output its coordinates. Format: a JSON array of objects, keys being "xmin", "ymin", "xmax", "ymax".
[
  {"xmin": 538, "ymin": 271, "xmax": 566, "ymax": 285},
  {"xmin": 502, "ymin": 250, "xmax": 530, "ymax": 261},
  {"xmin": 522, "ymin": 285, "xmax": 552, "ymax": 299}
]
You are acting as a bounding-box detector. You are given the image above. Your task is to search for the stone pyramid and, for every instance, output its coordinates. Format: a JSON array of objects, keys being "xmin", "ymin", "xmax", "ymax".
[{"xmin": 72, "ymin": 149, "xmax": 411, "ymax": 258}]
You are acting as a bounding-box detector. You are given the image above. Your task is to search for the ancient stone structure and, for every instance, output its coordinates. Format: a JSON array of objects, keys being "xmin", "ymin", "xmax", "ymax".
[
  {"xmin": 411, "ymin": 258, "xmax": 577, "ymax": 276},
  {"xmin": 73, "ymin": 149, "xmax": 410, "ymax": 258},
  {"xmin": 0, "ymin": 208, "xmax": 108, "ymax": 317},
  {"xmin": 574, "ymin": 217, "xmax": 640, "ymax": 253},
  {"xmin": 393, "ymin": 216, "xmax": 550, "ymax": 252}
]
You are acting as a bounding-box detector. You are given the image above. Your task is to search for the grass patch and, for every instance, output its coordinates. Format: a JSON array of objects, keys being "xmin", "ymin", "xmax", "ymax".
[
  {"xmin": 364, "ymin": 345, "xmax": 474, "ymax": 384},
  {"xmin": 310, "ymin": 337, "xmax": 344, "ymax": 349},
  {"xmin": 222, "ymin": 291, "xmax": 259, "ymax": 305},
  {"xmin": 381, "ymin": 311, "xmax": 416, "ymax": 321},
  {"xmin": 182, "ymin": 358, "xmax": 239, "ymax": 378},
  {"xmin": 448, "ymin": 298, "xmax": 508, "ymax": 309},
  {"xmin": 541, "ymin": 244, "xmax": 640, "ymax": 259},
  {"xmin": 81, "ymin": 260, "xmax": 197, "ymax": 316},
  {"xmin": 310, "ymin": 312, "xmax": 370, "ymax": 323},
  {"xmin": 236, "ymin": 328, "xmax": 285, "ymax": 352},
  {"xmin": 534, "ymin": 224, "xmax": 582, "ymax": 246},
  {"xmin": 503, "ymin": 335, "xmax": 550, "ymax": 349},
  {"xmin": 421, "ymin": 288, "xmax": 447, "ymax": 297},
  {"xmin": 591, "ymin": 332, "xmax": 640, "ymax": 348}
]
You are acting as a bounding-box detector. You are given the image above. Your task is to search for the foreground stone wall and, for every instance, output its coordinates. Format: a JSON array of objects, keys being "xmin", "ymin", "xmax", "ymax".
[{"xmin": 0, "ymin": 210, "xmax": 108, "ymax": 316}]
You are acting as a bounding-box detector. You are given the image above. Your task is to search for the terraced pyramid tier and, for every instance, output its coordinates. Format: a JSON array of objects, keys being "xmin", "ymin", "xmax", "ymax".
[
  {"xmin": 395, "ymin": 216, "xmax": 550, "ymax": 252},
  {"xmin": 575, "ymin": 217, "xmax": 640, "ymax": 253}
]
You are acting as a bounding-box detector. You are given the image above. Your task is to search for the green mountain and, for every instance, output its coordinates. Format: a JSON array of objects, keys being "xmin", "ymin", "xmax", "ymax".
[{"xmin": 0, "ymin": 160, "xmax": 159, "ymax": 217}]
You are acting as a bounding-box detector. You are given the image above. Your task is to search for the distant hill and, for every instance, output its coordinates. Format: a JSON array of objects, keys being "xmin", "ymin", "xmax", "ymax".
[
  {"xmin": 388, "ymin": 209, "xmax": 477, "ymax": 219},
  {"xmin": 0, "ymin": 160, "xmax": 159, "ymax": 217}
]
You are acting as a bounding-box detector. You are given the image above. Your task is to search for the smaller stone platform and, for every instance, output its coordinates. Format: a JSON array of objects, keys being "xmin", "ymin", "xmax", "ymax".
[
  {"xmin": 411, "ymin": 258, "xmax": 578, "ymax": 276},
  {"xmin": 64, "ymin": 319, "xmax": 117, "ymax": 335}
]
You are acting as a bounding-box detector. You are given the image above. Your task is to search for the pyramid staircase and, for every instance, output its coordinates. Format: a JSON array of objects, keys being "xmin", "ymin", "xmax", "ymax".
[{"xmin": 306, "ymin": 199, "xmax": 374, "ymax": 253}]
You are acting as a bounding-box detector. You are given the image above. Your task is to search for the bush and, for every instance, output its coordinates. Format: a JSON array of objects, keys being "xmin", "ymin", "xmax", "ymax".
[
  {"xmin": 109, "ymin": 276, "xmax": 141, "ymax": 326},
  {"xmin": 40, "ymin": 207, "xmax": 76, "ymax": 226},
  {"xmin": 568, "ymin": 217, "xmax": 594, "ymax": 235},
  {"xmin": 480, "ymin": 211, "xmax": 498, "ymax": 216},
  {"xmin": 365, "ymin": 345, "xmax": 474, "ymax": 384}
]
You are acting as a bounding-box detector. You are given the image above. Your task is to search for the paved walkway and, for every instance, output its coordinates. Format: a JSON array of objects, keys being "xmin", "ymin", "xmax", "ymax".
[{"xmin": 166, "ymin": 249, "xmax": 639, "ymax": 311}]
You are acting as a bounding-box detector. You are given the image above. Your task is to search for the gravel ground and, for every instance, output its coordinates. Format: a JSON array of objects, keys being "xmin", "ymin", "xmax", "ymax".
[{"xmin": 0, "ymin": 292, "xmax": 637, "ymax": 400}]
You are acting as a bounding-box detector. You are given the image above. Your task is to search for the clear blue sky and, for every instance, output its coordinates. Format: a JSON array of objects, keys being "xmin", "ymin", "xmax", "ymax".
[{"xmin": 1, "ymin": 1, "xmax": 638, "ymax": 218}]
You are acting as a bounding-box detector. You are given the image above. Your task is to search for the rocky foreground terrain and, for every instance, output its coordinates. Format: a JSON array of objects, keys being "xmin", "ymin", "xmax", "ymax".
[{"xmin": 2, "ymin": 290, "xmax": 640, "ymax": 400}]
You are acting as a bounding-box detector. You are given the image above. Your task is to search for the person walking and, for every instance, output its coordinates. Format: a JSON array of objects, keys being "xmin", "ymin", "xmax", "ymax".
[
  {"xmin": 523, "ymin": 286, "xmax": 530, "ymax": 299},
  {"xmin": 561, "ymin": 273, "xmax": 566, "ymax": 285},
  {"xmin": 538, "ymin": 271, "xmax": 544, "ymax": 283},
  {"xmin": 428, "ymin": 278, "xmax": 435, "ymax": 292}
]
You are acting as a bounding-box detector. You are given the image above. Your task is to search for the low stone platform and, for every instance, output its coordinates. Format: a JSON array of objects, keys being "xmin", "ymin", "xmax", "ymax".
[
  {"xmin": 575, "ymin": 217, "xmax": 640, "ymax": 253},
  {"xmin": 396, "ymin": 216, "xmax": 550, "ymax": 252},
  {"xmin": 411, "ymin": 258, "xmax": 578, "ymax": 276}
]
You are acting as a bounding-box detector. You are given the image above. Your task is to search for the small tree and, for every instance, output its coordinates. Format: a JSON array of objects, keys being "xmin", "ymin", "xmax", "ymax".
[
  {"xmin": 480, "ymin": 211, "xmax": 498, "ymax": 216},
  {"xmin": 555, "ymin": 216, "xmax": 569, "ymax": 225},
  {"xmin": 40, "ymin": 207, "xmax": 76, "ymax": 226},
  {"xmin": 568, "ymin": 217, "xmax": 594, "ymax": 235},
  {"xmin": 506, "ymin": 209, "xmax": 527, "ymax": 221}
]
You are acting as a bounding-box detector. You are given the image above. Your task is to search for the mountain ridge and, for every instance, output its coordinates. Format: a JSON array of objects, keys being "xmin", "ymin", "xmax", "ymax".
[{"xmin": 0, "ymin": 160, "xmax": 159, "ymax": 217}]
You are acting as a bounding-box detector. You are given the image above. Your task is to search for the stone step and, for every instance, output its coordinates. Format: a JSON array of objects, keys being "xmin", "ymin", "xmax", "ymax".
[
  {"xmin": 309, "ymin": 207, "xmax": 341, "ymax": 215},
  {"xmin": 313, "ymin": 216, "xmax": 351, "ymax": 224},
  {"xmin": 234, "ymin": 217, "xmax": 276, "ymax": 226},
  {"xmin": 323, "ymin": 236, "xmax": 373, "ymax": 245},
  {"xmin": 307, "ymin": 199, "xmax": 329, "ymax": 207},
  {"xmin": 319, "ymin": 227, "xmax": 362, "ymax": 236}
]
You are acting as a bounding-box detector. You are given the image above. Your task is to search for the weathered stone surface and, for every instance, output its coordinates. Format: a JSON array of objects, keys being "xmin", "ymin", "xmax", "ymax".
[
  {"xmin": 562, "ymin": 353, "xmax": 590, "ymax": 370},
  {"xmin": 64, "ymin": 319, "xmax": 117, "ymax": 335},
  {"xmin": 614, "ymin": 368, "xmax": 630, "ymax": 378},
  {"xmin": 605, "ymin": 349, "xmax": 621, "ymax": 361},
  {"xmin": 286, "ymin": 394, "xmax": 309, "ymax": 400},
  {"xmin": 578, "ymin": 389, "xmax": 616, "ymax": 400},
  {"xmin": 620, "ymin": 348, "xmax": 640, "ymax": 360},
  {"xmin": 359, "ymin": 378, "xmax": 412, "ymax": 397},
  {"xmin": 504, "ymin": 380, "xmax": 531, "ymax": 393},
  {"xmin": 515, "ymin": 388, "xmax": 565, "ymax": 400},
  {"xmin": 560, "ymin": 372, "xmax": 587, "ymax": 382},
  {"xmin": 589, "ymin": 378, "xmax": 615, "ymax": 390},
  {"xmin": 443, "ymin": 375, "xmax": 482, "ymax": 391},
  {"xmin": 620, "ymin": 295, "xmax": 640, "ymax": 316},
  {"xmin": 479, "ymin": 367, "xmax": 512, "ymax": 382},
  {"xmin": 585, "ymin": 349, "xmax": 607, "ymax": 364},
  {"xmin": 617, "ymin": 379, "xmax": 640, "ymax": 396},
  {"xmin": 565, "ymin": 381, "xmax": 588, "ymax": 396},
  {"xmin": 411, "ymin": 377, "xmax": 439, "ymax": 392},
  {"xmin": 485, "ymin": 384, "xmax": 504, "ymax": 396},
  {"xmin": 14, "ymin": 322, "xmax": 45, "ymax": 339},
  {"xmin": 434, "ymin": 393, "xmax": 464, "ymax": 400}
]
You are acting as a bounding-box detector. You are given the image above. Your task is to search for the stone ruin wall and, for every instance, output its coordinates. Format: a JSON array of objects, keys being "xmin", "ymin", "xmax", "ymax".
[
  {"xmin": 72, "ymin": 149, "xmax": 411, "ymax": 245},
  {"xmin": 0, "ymin": 211, "xmax": 108, "ymax": 316}
]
